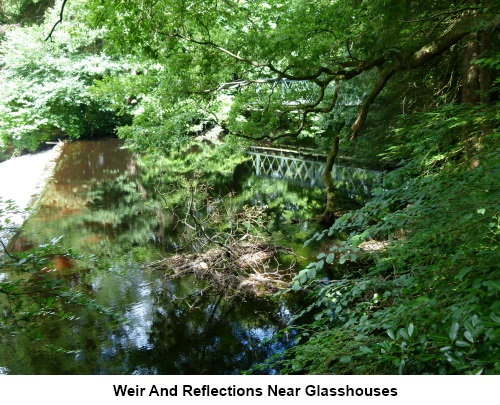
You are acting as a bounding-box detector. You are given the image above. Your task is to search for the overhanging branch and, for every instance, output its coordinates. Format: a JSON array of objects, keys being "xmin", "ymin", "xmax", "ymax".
[
  {"xmin": 350, "ymin": 68, "xmax": 396, "ymax": 140},
  {"xmin": 227, "ymin": 81, "xmax": 341, "ymax": 142},
  {"xmin": 167, "ymin": 12, "xmax": 499, "ymax": 142},
  {"xmin": 401, "ymin": 6, "xmax": 482, "ymax": 24},
  {"xmin": 350, "ymin": 13, "xmax": 500, "ymax": 139},
  {"xmin": 45, "ymin": 0, "xmax": 68, "ymax": 41}
]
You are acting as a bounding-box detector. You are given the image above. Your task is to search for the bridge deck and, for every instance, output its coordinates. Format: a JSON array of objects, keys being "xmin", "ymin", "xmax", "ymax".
[{"xmin": 249, "ymin": 146, "xmax": 327, "ymax": 161}]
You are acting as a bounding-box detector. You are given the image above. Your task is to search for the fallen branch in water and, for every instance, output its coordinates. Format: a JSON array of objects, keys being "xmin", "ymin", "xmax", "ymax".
[{"xmin": 149, "ymin": 242, "xmax": 295, "ymax": 297}]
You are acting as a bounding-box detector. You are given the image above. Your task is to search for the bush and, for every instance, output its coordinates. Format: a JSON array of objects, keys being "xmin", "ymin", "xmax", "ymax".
[
  {"xmin": 0, "ymin": 2, "xmax": 128, "ymax": 153},
  {"xmin": 272, "ymin": 103, "xmax": 500, "ymax": 374}
]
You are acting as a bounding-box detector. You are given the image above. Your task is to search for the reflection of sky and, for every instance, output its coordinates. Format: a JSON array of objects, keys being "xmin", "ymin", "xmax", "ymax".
[
  {"xmin": 123, "ymin": 299, "xmax": 153, "ymax": 349},
  {"xmin": 250, "ymin": 326, "xmax": 276, "ymax": 342},
  {"xmin": 101, "ymin": 266, "xmax": 155, "ymax": 351}
]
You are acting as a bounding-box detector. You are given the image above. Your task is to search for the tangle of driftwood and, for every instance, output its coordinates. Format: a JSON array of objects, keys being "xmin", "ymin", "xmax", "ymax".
[{"xmin": 149, "ymin": 242, "xmax": 295, "ymax": 297}]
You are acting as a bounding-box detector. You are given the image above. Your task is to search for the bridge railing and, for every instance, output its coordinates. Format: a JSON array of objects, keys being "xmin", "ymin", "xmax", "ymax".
[{"xmin": 247, "ymin": 147, "xmax": 384, "ymax": 200}]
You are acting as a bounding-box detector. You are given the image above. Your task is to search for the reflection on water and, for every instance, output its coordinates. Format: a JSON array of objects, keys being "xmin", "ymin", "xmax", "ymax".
[
  {"xmin": 1, "ymin": 139, "xmax": 321, "ymax": 374},
  {"xmin": 21, "ymin": 139, "xmax": 159, "ymax": 254}
]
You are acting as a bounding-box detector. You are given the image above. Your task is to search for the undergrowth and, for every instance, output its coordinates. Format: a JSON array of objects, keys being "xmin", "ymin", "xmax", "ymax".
[{"xmin": 264, "ymin": 103, "xmax": 500, "ymax": 375}]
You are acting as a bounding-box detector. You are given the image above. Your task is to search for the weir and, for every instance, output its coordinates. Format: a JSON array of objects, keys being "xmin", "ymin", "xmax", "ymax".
[{"xmin": 0, "ymin": 142, "xmax": 63, "ymax": 246}]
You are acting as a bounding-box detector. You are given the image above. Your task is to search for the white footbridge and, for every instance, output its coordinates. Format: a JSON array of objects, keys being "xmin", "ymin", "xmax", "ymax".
[{"xmin": 247, "ymin": 146, "xmax": 384, "ymax": 199}]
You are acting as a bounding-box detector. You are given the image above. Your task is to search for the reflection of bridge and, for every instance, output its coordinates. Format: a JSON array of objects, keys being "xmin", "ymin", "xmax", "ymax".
[{"xmin": 247, "ymin": 146, "xmax": 384, "ymax": 199}]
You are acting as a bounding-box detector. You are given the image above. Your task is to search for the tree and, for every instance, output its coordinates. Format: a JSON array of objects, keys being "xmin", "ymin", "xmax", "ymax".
[
  {"xmin": 0, "ymin": 0, "xmax": 54, "ymax": 25},
  {"xmin": 0, "ymin": 0, "xmax": 130, "ymax": 153},
  {"xmin": 276, "ymin": 98, "xmax": 500, "ymax": 374},
  {"xmin": 84, "ymin": 0, "xmax": 499, "ymax": 223}
]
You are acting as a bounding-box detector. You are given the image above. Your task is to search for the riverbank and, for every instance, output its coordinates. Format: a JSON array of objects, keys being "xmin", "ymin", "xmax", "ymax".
[{"xmin": 0, "ymin": 143, "xmax": 64, "ymax": 244}]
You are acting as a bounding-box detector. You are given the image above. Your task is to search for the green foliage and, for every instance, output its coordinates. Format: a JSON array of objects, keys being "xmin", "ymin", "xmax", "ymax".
[
  {"xmin": 0, "ymin": 197, "xmax": 23, "ymax": 236},
  {"xmin": 0, "ymin": 0, "xmax": 129, "ymax": 153},
  {"xmin": 0, "ymin": 0, "xmax": 53, "ymax": 25},
  {"xmin": 137, "ymin": 138, "xmax": 249, "ymax": 185},
  {"xmin": 1, "ymin": 200, "xmax": 126, "ymax": 365},
  {"xmin": 1, "ymin": 0, "xmax": 498, "ymax": 374},
  {"xmin": 84, "ymin": 0, "xmax": 500, "ymax": 141},
  {"xmin": 0, "ymin": 233, "xmax": 119, "ymax": 344},
  {"xmin": 271, "ymin": 102, "xmax": 500, "ymax": 374},
  {"xmin": 82, "ymin": 0, "xmax": 499, "ymax": 374}
]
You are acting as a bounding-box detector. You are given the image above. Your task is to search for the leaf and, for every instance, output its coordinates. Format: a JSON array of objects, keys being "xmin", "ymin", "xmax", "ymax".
[
  {"xmin": 483, "ymin": 280, "xmax": 500, "ymax": 291},
  {"xmin": 399, "ymin": 329, "xmax": 409, "ymax": 340},
  {"xmin": 464, "ymin": 330, "xmax": 474, "ymax": 343},
  {"xmin": 449, "ymin": 322, "xmax": 459, "ymax": 341},
  {"xmin": 457, "ymin": 267, "xmax": 473, "ymax": 280},
  {"xmin": 351, "ymin": 234, "xmax": 365, "ymax": 247},
  {"xmin": 291, "ymin": 280, "xmax": 300, "ymax": 292},
  {"xmin": 398, "ymin": 359, "xmax": 406, "ymax": 375},
  {"xmin": 408, "ymin": 323, "xmax": 414, "ymax": 337},
  {"xmin": 358, "ymin": 346, "xmax": 373, "ymax": 354},
  {"xmin": 326, "ymin": 253, "xmax": 335, "ymax": 264},
  {"xmin": 387, "ymin": 329, "xmax": 395, "ymax": 340},
  {"xmin": 378, "ymin": 341, "xmax": 393, "ymax": 353},
  {"xmin": 463, "ymin": 319, "xmax": 473, "ymax": 332},
  {"xmin": 476, "ymin": 208, "xmax": 485, "ymax": 215},
  {"xmin": 316, "ymin": 252, "xmax": 326, "ymax": 259},
  {"xmin": 490, "ymin": 313, "xmax": 500, "ymax": 325},
  {"xmin": 339, "ymin": 255, "xmax": 347, "ymax": 264},
  {"xmin": 455, "ymin": 340, "xmax": 471, "ymax": 348}
]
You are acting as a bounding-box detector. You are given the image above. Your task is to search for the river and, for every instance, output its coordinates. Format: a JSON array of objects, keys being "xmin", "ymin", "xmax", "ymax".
[{"xmin": 1, "ymin": 139, "xmax": 326, "ymax": 374}]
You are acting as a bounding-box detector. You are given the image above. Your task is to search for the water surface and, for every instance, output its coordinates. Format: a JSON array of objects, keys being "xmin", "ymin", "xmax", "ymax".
[{"xmin": 1, "ymin": 139, "xmax": 323, "ymax": 374}]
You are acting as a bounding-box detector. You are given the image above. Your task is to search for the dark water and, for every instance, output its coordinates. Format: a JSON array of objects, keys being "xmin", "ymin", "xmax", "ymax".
[{"xmin": 1, "ymin": 139, "xmax": 324, "ymax": 374}]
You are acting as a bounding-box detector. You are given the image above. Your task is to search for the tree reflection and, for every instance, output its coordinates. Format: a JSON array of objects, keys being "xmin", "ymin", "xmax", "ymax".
[{"xmin": 128, "ymin": 276, "xmax": 292, "ymax": 374}]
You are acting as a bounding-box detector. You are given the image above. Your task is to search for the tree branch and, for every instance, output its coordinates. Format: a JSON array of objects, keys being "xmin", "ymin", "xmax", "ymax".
[
  {"xmin": 0, "ymin": 239, "xmax": 17, "ymax": 260},
  {"xmin": 350, "ymin": 68, "xmax": 396, "ymax": 140},
  {"xmin": 171, "ymin": 12, "xmax": 499, "ymax": 142},
  {"xmin": 167, "ymin": 31, "xmax": 376, "ymax": 82},
  {"xmin": 401, "ymin": 6, "xmax": 481, "ymax": 24},
  {"xmin": 45, "ymin": 0, "xmax": 68, "ymax": 41},
  {"xmin": 405, "ymin": 14, "xmax": 500, "ymax": 69},
  {"xmin": 280, "ymin": 80, "xmax": 331, "ymax": 113},
  {"xmin": 225, "ymin": 81, "xmax": 341, "ymax": 143},
  {"xmin": 350, "ymin": 13, "xmax": 500, "ymax": 139}
]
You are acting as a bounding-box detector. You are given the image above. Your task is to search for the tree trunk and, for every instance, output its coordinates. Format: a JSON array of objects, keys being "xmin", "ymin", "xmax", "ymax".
[
  {"xmin": 460, "ymin": 27, "xmax": 493, "ymax": 167},
  {"xmin": 319, "ymin": 133, "xmax": 340, "ymax": 227},
  {"xmin": 461, "ymin": 33, "xmax": 481, "ymax": 104},
  {"xmin": 479, "ymin": 31, "xmax": 492, "ymax": 104}
]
